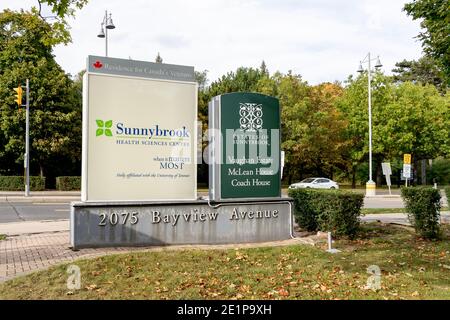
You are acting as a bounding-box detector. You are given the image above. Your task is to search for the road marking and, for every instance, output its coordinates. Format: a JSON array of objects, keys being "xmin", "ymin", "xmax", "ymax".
[
  {"xmin": 55, "ymin": 209, "xmax": 70, "ymax": 212},
  {"xmin": 32, "ymin": 202, "xmax": 68, "ymax": 205}
]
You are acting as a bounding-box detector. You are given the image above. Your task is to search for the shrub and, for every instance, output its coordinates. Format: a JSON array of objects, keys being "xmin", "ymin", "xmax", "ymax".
[
  {"xmin": 56, "ymin": 176, "xmax": 81, "ymax": 191},
  {"xmin": 444, "ymin": 187, "xmax": 450, "ymax": 207},
  {"xmin": 428, "ymin": 158, "xmax": 450, "ymax": 185},
  {"xmin": 288, "ymin": 188, "xmax": 364, "ymax": 238},
  {"xmin": 401, "ymin": 187, "xmax": 441, "ymax": 239},
  {"xmin": 0, "ymin": 176, "xmax": 45, "ymax": 191}
]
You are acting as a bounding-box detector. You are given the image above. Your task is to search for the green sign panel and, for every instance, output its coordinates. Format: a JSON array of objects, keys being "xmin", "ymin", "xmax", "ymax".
[{"xmin": 209, "ymin": 92, "xmax": 281, "ymax": 201}]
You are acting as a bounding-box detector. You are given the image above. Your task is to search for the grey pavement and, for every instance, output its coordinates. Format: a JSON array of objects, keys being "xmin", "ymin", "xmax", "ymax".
[
  {"xmin": 0, "ymin": 220, "xmax": 69, "ymax": 236},
  {"xmin": 361, "ymin": 211, "xmax": 450, "ymax": 225},
  {"xmin": 0, "ymin": 202, "xmax": 71, "ymax": 223},
  {"xmin": 0, "ymin": 191, "xmax": 80, "ymax": 203}
]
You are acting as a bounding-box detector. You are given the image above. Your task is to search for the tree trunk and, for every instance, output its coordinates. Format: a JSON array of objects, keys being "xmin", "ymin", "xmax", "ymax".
[
  {"xmin": 375, "ymin": 160, "xmax": 382, "ymax": 186},
  {"xmin": 39, "ymin": 164, "xmax": 44, "ymax": 178},
  {"xmin": 351, "ymin": 166, "xmax": 356, "ymax": 189},
  {"xmin": 421, "ymin": 159, "xmax": 426, "ymax": 185}
]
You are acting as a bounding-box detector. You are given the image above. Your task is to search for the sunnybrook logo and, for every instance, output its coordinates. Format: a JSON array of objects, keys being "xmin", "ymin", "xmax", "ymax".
[
  {"xmin": 96, "ymin": 119, "xmax": 113, "ymax": 137},
  {"xmin": 95, "ymin": 119, "xmax": 190, "ymax": 139}
]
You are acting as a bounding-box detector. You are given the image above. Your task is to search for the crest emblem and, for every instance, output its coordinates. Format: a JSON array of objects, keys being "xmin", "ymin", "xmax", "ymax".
[{"xmin": 239, "ymin": 103, "xmax": 263, "ymax": 131}]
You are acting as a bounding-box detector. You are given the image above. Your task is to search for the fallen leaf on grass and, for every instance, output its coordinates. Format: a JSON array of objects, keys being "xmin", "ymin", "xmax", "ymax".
[
  {"xmin": 85, "ymin": 284, "xmax": 98, "ymax": 291},
  {"xmin": 278, "ymin": 288, "xmax": 289, "ymax": 297}
]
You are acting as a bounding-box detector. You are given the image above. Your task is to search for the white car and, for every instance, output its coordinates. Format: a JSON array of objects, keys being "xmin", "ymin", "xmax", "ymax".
[{"xmin": 289, "ymin": 178, "xmax": 339, "ymax": 190}]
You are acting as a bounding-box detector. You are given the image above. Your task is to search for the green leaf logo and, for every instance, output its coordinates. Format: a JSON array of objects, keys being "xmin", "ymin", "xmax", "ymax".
[{"xmin": 96, "ymin": 119, "xmax": 113, "ymax": 137}]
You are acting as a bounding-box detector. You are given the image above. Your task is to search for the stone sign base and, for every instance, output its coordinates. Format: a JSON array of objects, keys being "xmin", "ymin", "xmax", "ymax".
[{"xmin": 70, "ymin": 198, "xmax": 293, "ymax": 249}]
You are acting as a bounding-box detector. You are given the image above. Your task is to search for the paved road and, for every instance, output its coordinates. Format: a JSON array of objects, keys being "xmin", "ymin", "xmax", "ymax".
[
  {"xmin": 0, "ymin": 201, "xmax": 70, "ymax": 223},
  {"xmin": 0, "ymin": 193, "xmax": 447, "ymax": 224},
  {"xmin": 0, "ymin": 198, "xmax": 407, "ymax": 223},
  {"xmin": 363, "ymin": 197, "xmax": 405, "ymax": 208}
]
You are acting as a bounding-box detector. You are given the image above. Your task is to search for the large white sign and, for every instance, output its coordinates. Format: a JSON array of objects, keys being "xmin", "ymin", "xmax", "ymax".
[{"xmin": 82, "ymin": 56, "xmax": 197, "ymax": 201}]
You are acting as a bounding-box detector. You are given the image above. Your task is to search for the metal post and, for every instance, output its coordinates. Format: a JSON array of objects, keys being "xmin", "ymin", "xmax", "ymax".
[
  {"xmin": 368, "ymin": 52, "xmax": 372, "ymax": 183},
  {"xmin": 327, "ymin": 232, "xmax": 332, "ymax": 251},
  {"xmin": 365, "ymin": 52, "xmax": 376, "ymax": 196},
  {"xmin": 25, "ymin": 79, "xmax": 30, "ymax": 197},
  {"xmin": 105, "ymin": 10, "xmax": 108, "ymax": 57}
]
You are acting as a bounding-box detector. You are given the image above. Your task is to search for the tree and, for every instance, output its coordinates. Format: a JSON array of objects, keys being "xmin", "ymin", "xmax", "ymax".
[
  {"xmin": 36, "ymin": 0, "xmax": 88, "ymax": 20},
  {"xmin": 403, "ymin": 0, "xmax": 450, "ymax": 83},
  {"xmin": 337, "ymin": 72, "xmax": 396, "ymax": 186},
  {"xmin": 196, "ymin": 67, "xmax": 266, "ymax": 184},
  {"xmin": 383, "ymin": 82, "xmax": 449, "ymax": 160},
  {"xmin": 260, "ymin": 60, "xmax": 269, "ymax": 76},
  {"xmin": 337, "ymin": 71, "xmax": 449, "ymax": 186},
  {"xmin": 195, "ymin": 70, "xmax": 209, "ymax": 92},
  {"xmin": 276, "ymin": 74, "xmax": 347, "ymax": 183},
  {"xmin": 0, "ymin": 10, "xmax": 81, "ymax": 180},
  {"xmin": 392, "ymin": 56, "xmax": 447, "ymax": 93},
  {"xmin": 155, "ymin": 52, "xmax": 163, "ymax": 63}
]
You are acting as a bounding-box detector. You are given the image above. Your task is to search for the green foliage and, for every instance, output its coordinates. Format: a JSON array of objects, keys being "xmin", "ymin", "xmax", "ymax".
[
  {"xmin": 428, "ymin": 158, "xmax": 450, "ymax": 185},
  {"xmin": 35, "ymin": 0, "xmax": 89, "ymax": 44},
  {"xmin": 0, "ymin": 10, "xmax": 82, "ymax": 179},
  {"xmin": 401, "ymin": 187, "xmax": 441, "ymax": 239},
  {"xmin": 287, "ymin": 188, "xmax": 318, "ymax": 231},
  {"xmin": 392, "ymin": 56, "xmax": 448, "ymax": 93},
  {"xmin": 56, "ymin": 176, "xmax": 80, "ymax": 190},
  {"xmin": 403, "ymin": 0, "xmax": 450, "ymax": 84},
  {"xmin": 0, "ymin": 176, "xmax": 45, "ymax": 191},
  {"xmin": 444, "ymin": 186, "xmax": 450, "ymax": 204},
  {"xmin": 337, "ymin": 72, "xmax": 450, "ymax": 187},
  {"xmin": 288, "ymin": 188, "xmax": 364, "ymax": 238}
]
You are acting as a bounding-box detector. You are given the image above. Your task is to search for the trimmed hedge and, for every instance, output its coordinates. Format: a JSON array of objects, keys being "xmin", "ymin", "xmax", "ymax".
[
  {"xmin": 288, "ymin": 188, "xmax": 364, "ymax": 238},
  {"xmin": 0, "ymin": 176, "xmax": 45, "ymax": 191},
  {"xmin": 401, "ymin": 187, "xmax": 441, "ymax": 239},
  {"xmin": 445, "ymin": 187, "xmax": 450, "ymax": 207},
  {"xmin": 56, "ymin": 176, "xmax": 81, "ymax": 191}
]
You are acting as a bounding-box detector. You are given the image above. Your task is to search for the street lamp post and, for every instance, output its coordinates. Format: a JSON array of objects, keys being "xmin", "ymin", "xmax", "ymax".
[
  {"xmin": 357, "ymin": 52, "xmax": 382, "ymax": 196},
  {"xmin": 97, "ymin": 10, "xmax": 115, "ymax": 57}
]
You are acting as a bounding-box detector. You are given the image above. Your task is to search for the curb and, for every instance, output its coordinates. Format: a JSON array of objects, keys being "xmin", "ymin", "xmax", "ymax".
[{"xmin": 0, "ymin": 196, "xmax": 80, "ymax": 203}]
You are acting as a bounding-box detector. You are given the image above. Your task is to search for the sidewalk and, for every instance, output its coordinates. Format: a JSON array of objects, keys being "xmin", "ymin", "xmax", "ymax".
[
  {"xmin": 0, "ymin": 191, "xmax": 80, "ymax": 203},
  {"xmin": 0, "ymin": 220, "xmax": 69, "ymax": 236}
]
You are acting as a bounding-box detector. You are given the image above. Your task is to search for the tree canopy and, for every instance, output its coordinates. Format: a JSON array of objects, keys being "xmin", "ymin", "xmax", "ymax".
[
  {"xmin": 0, "ymin": 9, "xmax": 81, "ymax": 179},
  {"xmin": 403, "ymin": 0, "xmax": 450, "ymax": 83}
]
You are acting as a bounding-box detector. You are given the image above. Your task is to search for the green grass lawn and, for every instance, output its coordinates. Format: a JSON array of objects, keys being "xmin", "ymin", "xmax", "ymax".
[{"xmin": 0, "ymin": 222, "xmax": 449, "ymax": 300}]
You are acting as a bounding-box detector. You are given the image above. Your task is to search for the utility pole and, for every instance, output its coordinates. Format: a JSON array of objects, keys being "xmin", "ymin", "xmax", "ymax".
[
  {"xmin": 25, "ymin": 79, "xmax": 30, "ymax": 197},
  {"xmin": 13, "ymin": 81, "xmax": 30, "ymax": 196}
]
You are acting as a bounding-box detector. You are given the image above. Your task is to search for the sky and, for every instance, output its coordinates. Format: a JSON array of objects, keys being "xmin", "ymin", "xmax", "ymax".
[{"xmin": 1, "ymin": 0, "xmax": 424, "ymax": 85}]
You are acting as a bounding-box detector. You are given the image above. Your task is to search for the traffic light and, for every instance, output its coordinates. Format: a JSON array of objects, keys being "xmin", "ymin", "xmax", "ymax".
[{"xmin": 13, "ymin": 86, "xmax": 23, "ymax": 106}]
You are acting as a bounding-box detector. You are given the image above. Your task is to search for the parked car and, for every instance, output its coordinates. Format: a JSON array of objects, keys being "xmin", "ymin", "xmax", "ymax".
[{"xmin": 288, "ymin": 177, "xmax": 339, "ymax": 189}]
